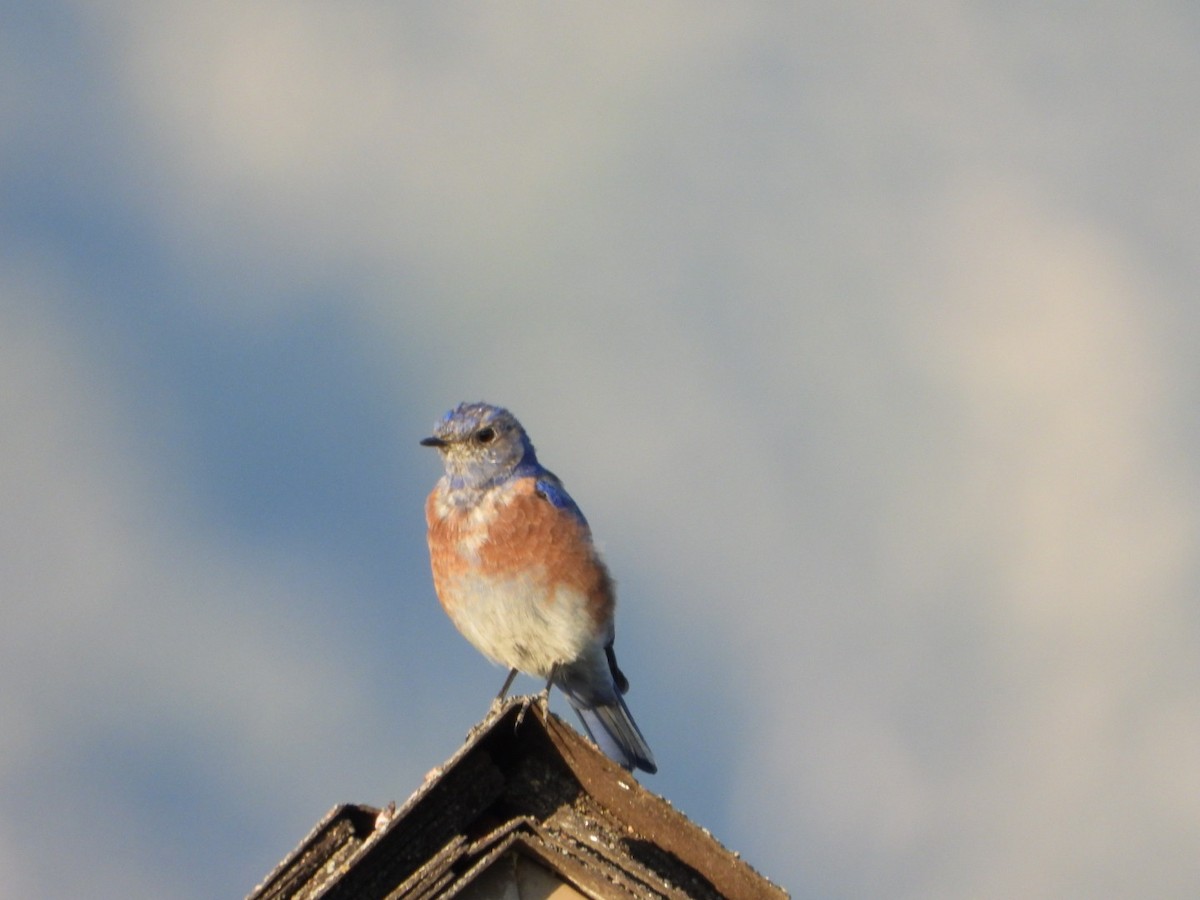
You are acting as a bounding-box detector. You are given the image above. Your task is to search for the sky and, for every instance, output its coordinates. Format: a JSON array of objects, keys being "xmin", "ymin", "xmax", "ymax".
[{"xmin": 2, "ymin": 3, "xmax": 1199, "ymax": 898}]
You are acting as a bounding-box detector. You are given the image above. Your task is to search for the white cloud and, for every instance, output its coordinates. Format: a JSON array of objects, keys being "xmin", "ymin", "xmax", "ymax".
[
  {"xmin": 4, "ymin": 2, "xmax": 1199, "ymax": 896},
  {"xmin": 731, "ymin": 177, "xmax": 1200, "ymax": 896},
  {"xmin": 0, "ymin": 266, "xmax": 431, "ymax": 897}
]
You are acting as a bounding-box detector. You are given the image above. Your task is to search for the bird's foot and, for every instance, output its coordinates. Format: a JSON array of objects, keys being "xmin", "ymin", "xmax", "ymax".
[
  {"xmin": 486, "ymin": 695, "xmax": 506, "ymax": 719},
  {"xmin": 514, "ymin": 695, "xmax": 534, "ymax": 729},
  {"xmin": 515, "ymin": 668, "xmax": 555, "ymax": 729}
]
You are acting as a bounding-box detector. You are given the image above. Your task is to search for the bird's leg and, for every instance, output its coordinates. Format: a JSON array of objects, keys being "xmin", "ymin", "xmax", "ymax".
[
  {"xmin": 489, "ymin": 668, "xmax": 520, "ymax": 717},
  {"xmin": 536, "ymin": 663, "xmax": 558, "ymax": 710},
  {"xmin": 495, "ymin": 667, "xmax": 520, "ymax": 701}
]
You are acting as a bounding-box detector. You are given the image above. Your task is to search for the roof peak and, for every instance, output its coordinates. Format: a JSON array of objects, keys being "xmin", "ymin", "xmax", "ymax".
[{"xmin": 248, "ymin": 697, "xmax": 787, "ymax": 900}]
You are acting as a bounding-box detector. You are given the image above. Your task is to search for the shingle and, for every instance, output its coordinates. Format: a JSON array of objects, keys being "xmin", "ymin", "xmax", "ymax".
[{"xmin": 247, "ymin": 698, "xmax": 786, "ymax": 900}]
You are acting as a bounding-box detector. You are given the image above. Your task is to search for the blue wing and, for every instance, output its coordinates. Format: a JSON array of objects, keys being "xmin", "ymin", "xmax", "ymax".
[{"xmin": 526, "ymin": 468, "xmax": 588, "ymax": 526}]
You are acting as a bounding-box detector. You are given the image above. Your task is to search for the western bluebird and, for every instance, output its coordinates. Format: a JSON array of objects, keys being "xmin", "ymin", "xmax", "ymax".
[{"xmin": 421, "ymin": 401, "xmax": 657, "ymax": 774}]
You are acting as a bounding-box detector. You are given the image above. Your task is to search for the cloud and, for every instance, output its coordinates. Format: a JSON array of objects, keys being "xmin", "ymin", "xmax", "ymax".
[
  {"xmin": 731, "ymin": 176, "xmax": 1200, "ymax": 896},
  {"xmin": 0, "ymin": 265, "xmax": 434, "ymax": 897},
  {"xmin": 4, "ymin": 3, "xmax": 1199, "ymax": 897}
]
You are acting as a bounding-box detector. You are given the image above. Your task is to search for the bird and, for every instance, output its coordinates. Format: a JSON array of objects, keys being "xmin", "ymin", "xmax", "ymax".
[{"xmin": 420, "ymin": 401, "xmax": 656, "ymax": 774}]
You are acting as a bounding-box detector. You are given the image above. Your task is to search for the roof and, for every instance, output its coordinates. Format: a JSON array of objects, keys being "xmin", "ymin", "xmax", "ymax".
[{"xmin": 247, "ymin": 697, "xmax": 787, "ymax": 900}]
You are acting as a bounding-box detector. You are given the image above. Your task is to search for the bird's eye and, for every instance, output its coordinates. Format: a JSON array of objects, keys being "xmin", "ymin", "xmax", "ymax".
[{"xmin": 475, "ymin": 426, "xmax": 496, "ymax": 444}]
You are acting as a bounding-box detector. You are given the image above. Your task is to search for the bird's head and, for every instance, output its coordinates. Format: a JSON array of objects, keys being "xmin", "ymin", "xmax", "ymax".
[{"xmin": 420, "ymin": 402, "xmax": 537, "ymax": 490}]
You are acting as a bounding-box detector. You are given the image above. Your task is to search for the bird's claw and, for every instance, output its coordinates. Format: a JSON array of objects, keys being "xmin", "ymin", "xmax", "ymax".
[{"xmin": 513, "ymin": 689, "xmax": 550, "ymax": 730}]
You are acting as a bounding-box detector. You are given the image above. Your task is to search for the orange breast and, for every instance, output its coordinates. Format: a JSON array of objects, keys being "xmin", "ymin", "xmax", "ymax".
[{"xmin": 425, "ymin": 479, "xmax": 614, "ymax": 631}]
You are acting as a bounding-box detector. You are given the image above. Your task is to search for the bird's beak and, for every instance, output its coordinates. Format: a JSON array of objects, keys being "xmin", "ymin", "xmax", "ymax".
[{"xmin": 420, "ymin": 435, "xmax": 448, "ymax": 448}]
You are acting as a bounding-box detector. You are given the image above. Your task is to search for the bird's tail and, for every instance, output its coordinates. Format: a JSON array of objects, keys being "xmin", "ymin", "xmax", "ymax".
[{"xmin": 565, "ymin": 691, "xmax": 657, "ymax": 775}]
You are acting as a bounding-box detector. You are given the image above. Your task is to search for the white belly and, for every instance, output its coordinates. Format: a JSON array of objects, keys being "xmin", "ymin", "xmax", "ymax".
[{"xmin": 443, "ymin": 569, "xmax": 596, "ymax": 678}]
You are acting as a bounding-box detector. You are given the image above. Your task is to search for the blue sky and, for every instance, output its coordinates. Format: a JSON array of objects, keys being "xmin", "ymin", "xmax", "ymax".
[{"xmin": 3, "ymin": 4, "xmax": 1199, "ymax": 898}]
